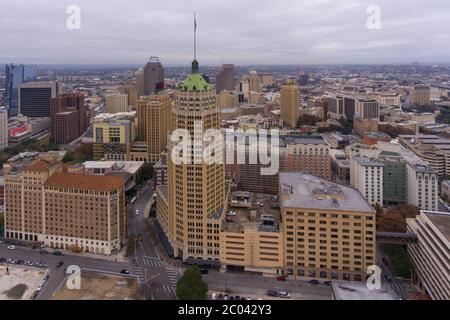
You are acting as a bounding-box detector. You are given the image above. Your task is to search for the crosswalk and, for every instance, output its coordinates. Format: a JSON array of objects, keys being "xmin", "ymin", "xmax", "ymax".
[
  {"xmin": 137, "ymin": 256, "xmax": 165, "ymax": 268},
  {"xmin": 166, "ymin": 267, "xmax": 179, "ymax": 288}
]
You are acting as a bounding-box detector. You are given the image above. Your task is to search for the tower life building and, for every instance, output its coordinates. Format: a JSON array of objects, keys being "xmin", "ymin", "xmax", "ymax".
[
  {"xmin": 144, "ymin": 57, "xmax": 165, "ymax": 95},
  {"xmin": 167, "ymin": 60, "xmax": 225, "ymax": 262},
  {"xmin": 137, "ymin": 92, "xmax": 171, "ymax": 163}
]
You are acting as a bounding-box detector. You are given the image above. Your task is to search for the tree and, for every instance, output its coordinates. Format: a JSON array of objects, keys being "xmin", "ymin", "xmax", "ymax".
[
  {"xmin": 377, "ymin": 204, "xmax": 420, "ymax": 233},
  {"xmin": 62, "ymin": 151, "xmax": 75, "ymax": 163},
  {"xmin": 176, "ymin": 266, "xmax": 208, "ymax": 300}
]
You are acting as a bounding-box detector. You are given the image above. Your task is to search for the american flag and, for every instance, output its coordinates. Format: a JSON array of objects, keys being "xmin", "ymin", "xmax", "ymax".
[{"xmin": 194, "ymin": 13, "xmax": 197, "ymax": 31}]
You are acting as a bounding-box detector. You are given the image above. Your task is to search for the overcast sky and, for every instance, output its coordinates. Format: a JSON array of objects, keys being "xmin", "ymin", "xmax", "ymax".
[{"xmin": 1, "ymin": 0, "xmax": 449, "ymax": 65}]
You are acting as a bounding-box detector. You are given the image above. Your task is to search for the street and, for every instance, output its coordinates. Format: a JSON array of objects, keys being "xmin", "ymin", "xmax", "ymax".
[
  {"xmin": 376, "ymin": 247, "xmax": 409, "ymax": 300},
  {"xmin": 203, "ymin": 272, "xmax": 332, "ymax": 300},
  {"xmin": 127, "ymin": 183, "xmax": 178, "ymax": 300}
]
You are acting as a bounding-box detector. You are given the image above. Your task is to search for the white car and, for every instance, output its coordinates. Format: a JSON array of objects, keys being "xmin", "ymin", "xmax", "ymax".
[
  {"xmin": 135, "ymin": 209, "xmax": 140, "ymax": 215},
  {"xmin": 7, "ymin": 245, "xmax": 16, "ymax": 250},
  {"xmin": 279, "ymin": 291, "xmax": 290, "ymax": 298}
]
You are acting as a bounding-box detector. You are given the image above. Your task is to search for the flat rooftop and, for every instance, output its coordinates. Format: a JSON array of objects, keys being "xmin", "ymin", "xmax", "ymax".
[
  {"xmin": 279, "ymin": 172, "xmax": 375, "ymax": 213},
  {"xmin": 332, "ymin": 281, "xmax": 398, "ymax": 300},
  {"xmin": 223, "ymin": 193, "xmax": 281, "ymax": 233},
  {"xmin": 423, "ymin": 211, "xmax": 450, "ymax": 242}
]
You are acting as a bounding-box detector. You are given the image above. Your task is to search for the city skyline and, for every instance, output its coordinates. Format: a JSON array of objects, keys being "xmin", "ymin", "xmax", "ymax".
[{"xmin": 1, "ymin": 0, "xmax": 449, "ymax": 65}]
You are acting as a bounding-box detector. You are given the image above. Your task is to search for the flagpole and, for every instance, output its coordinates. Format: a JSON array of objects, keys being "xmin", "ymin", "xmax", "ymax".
[{"xmin": 194, "ymin": 12, "xmax": 197, "ymax": 60}]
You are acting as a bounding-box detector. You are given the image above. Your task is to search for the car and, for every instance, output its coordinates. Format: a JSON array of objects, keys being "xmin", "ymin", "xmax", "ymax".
[
  {"xmin": 16, "ymin": 260, "xmax": 24, "ymax": 265},
  {"xmin": 200, "ymin": 269, "xmax": 209, "ymax": 275},
  {"xmin": 384, "ymin": 274, "xmax": 392, "ymax": 283},
  {"xmin": 31, "ymin": 245, "xmax": 38, "ymax": 250},
  {"xmin": 0, "ymin": 258, "xmax": 6, "ymax": 263},
  {"xmin": 279, "ymin": 291, "xmax": 290, "ymax": 298},
  {"xmin": 39, "ymin": 250, "xmax": 48, "ymax": 254},
  {"xmin": 25, "ymin": 261, "xmax": 33, "ymax": 266},
  {"xmin": 267, "ymin": 290, "xmax": 278, "ymax": 297},
  {"xmin": 56, "ymin": 261, "xmax": 64, "ymax": 269},
  {"xmin": 53, "ymin": 251, "xmax": 62, "ymax": 256},
  {"xmin": 217, "ymin": 293, "xmax": 224, "ymax": 300},
  {"xmin": 324, "ymin": 281, "xmax": 332, "ymax": 286},
  {"xmin": 277, "ymin": 275, "xmax": 287, "ymax": 281},
  {"xmin": 7, "ymin": 259, "xmax": 16, "ymax": 264},
  {"xmin": 135, "ymin": 209, "xmax": 140, "ymax": 215},
  {"xmin": 308, "ymin": 279, "xmax": 321, "ymax": 285},
  {"xmin": 229, "ymin": 296, "xmax": 234, "ymax": 300},
  {"xmin": 34, "ymin": 262, "xmax": 44, "ymax": 268},
  {"xmin": 120, "ymin": 269, "xmax": 130, "ymax": 275},
  {"xmin": 7, "ymin": 245, "xmax": 16, "ymax": 250},
  {"xmin": 234, "ymin": 295, "xmax": 240, "ymax": 300},
  {"xmin": 210, "ymin": 293, "xmax": 217, "ymax": 300}
]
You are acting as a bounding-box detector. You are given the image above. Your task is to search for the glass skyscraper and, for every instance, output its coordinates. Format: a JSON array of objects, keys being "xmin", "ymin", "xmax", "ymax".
[{"xmin": 5, "ymin": 64, "xmax": 37, "ymax": 116}]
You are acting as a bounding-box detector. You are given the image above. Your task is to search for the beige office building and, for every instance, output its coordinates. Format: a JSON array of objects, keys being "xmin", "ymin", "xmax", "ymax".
[
  {"xmin": 105, "ymin": 94, "xmax": 129, "ymax": 114},
  {"xmin": 135, "ymin": 68, "xmax": 145, "ymax": 97},
  {"xmin": 137, "ymin": 92, "xmax": 171, "ymax": 163},
  {"xmin": 407, "ymin": 211, "xmax": 450, "ymax": 300},
  {"xmin": 164, "ymin": 60, "xmax": 225, "ymax": 262},
  {"xmin": 217, "ymin": 90, "xmax": 238, "ymax": 109},
  {"xmin": 411, "ymin": 85, "xmax": 431, "ymax": 106},
  {"xmin": 280, "ymin": 79, "xmax": 300, "ymax": 128},
  {"xmin": 119, "ymin": 81, "xmax": 139, "ymax": 110}
]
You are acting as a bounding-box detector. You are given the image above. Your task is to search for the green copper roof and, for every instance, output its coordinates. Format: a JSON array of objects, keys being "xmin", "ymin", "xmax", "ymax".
[{"xmin": 178, "ymin": 60, "xmax": 212, "ymax": 92}]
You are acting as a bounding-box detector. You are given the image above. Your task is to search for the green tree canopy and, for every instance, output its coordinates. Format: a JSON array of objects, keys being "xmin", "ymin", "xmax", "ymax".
[{"xmin": 176, "ymin": 266, "xmax": 208, "ymax": 300}]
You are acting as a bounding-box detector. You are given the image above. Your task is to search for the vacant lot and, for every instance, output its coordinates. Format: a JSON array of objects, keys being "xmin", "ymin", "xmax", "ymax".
[
  {"xmin": 0, "ymin": 265, "xmax": 46, "ymax": 300},
  {"xmin": 54, "ymin": 271, "xmax": 143, "ymax": 300}
]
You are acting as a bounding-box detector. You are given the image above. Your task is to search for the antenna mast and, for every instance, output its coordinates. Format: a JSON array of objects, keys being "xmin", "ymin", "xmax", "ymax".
[{"xmin": 194, "ymin": 12, "xmax": 197, "ymax": 60}]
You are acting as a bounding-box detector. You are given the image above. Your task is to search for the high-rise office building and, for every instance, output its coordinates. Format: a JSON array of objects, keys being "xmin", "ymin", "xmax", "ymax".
[
  {"xmin": 344, "ymin": 96, "xmax": 356, "ymax": 122},
  {"xmin": 280, "ymin": 78, "xmax": 300, "ymax": 128},
  {"xmin": 163, "ymin": 59, "xmax": 225, "ymax": 262},
  {"xmin": 406, "ymin": 161, "xmax": 438, "ymax": 211},
  {"xmin": 411, "ymin": 85, "xmax": 431, "ymax": 106},
  {"xmin": 248, "ymin": 70, "xmax": 262, "ymax": 93},
  {"xmin": 105, "ymin": 94, "xmax": 129, "ymax": 114},
  {"xmin": 135, "ymin": 68, "xmax": 145, "ymax": 97},
  {"xmin": 214, "ymin": 64, "xmax": 235, "ymax": 94},
  {"xmin": 5, "ymin": 64, "xmax": 37, "ymax": 116},
  {"xmin": 137, "ymin": 92, "xmax": 171, "ymax": 163},
  {"xmin": 0, "ymin": 108, "xmax": 8, "ymax": 151},
  {"xmin": 144, "ymin": 57, "xmax": 165, "ymax": 95},
  {"xmin": 119, "ymin": 81, "xmax": 138, "ymax": 110},
  {"xmin": 50, "ymin": 93, "xmax": 89, "ymax": 145},
  {"xmin": 356, "ymin": 99, "xmax": 379, "ymax": 119},
  {"xmin": 19, "ymin": 82, "xmax": 59, "ymax": 117}
]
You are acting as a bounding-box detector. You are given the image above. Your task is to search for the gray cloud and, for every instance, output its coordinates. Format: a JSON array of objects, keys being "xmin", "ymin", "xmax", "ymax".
[{"xmin": 0, "ymin": 0, "xmax": 449, "ymax": 65}]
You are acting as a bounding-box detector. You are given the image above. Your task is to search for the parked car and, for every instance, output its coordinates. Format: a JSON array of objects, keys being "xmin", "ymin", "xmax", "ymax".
[
  {"xmin": 308, "ymin": 279, "xmax": 321, "ymax": 285},
  {"xmin": 324, "ymin": 281, "xmax": 332, "ymax": 286},
  {"xmin": 0, "ymin": 258, "xmax": 6, "ymax": 263},
  {"xmin": 39, "ymin": 250, "xmax": 48, "ymax": 254},
  {"xmin": 53, "ymin": 251, "xmax": 62, "ymax": 256},
  {"xmin": 16, "ymin": 260, "xmax": 24, "ymax": 265},
  {"xmin": 25, "ymin": 261, "xmax": 34, "ymax": 266},
  {"xmin": 200, "ymin": 269, "xmax": 209, "ymax": 275},
  {"xmin": 120, "ymin": 269, "xmax": 130, "ymax": 275},
  {"xmin": 279, "ymin": 291, "xmax": 290, "ymax": 298},
  {"xmin": 267, "ymin": 290, "xmax": 278, "ymax": 297},
  {"xmin": 56, "ymin": 261, "xmax": 64, "ymax": 269},
  {"xmin": 7, "ymin": 259, "xmax": 16, "ymax": 264},
  {"xmin": 277, "ymin": 275, "xmax": 287, "ymax": 281},
  {"xmin": 135, "ymin": 209, "xmax": 140, "ymax": 215},
  {"xmin": 7, "ymin": 245, "xmax": 16, "ymax": 250},
  {"xmin": 34, "ymin": 262, "xmax": 44, "ymax": 268}
]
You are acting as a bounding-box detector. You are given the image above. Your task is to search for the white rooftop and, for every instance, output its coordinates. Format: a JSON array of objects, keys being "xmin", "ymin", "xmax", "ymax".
[{"xmin": 332, "ymin": 281, "xmax": 398, "ymax": 300}]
